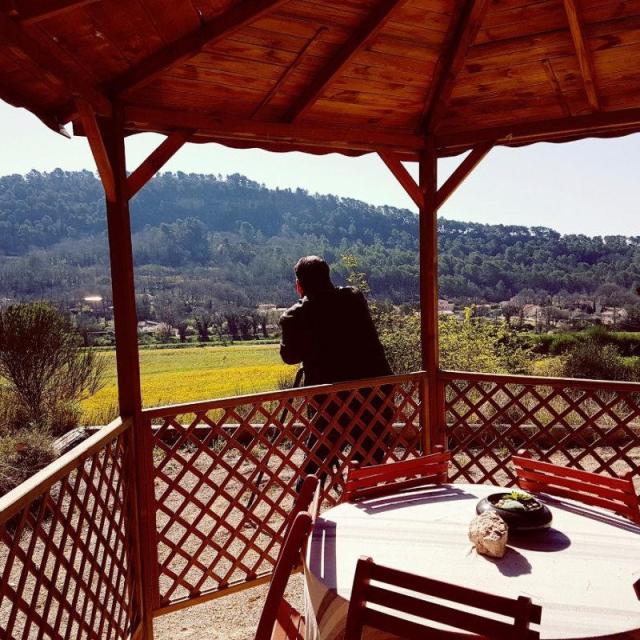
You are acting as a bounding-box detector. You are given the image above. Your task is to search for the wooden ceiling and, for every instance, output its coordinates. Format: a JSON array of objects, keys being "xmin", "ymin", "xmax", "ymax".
[{"xmin": 2, "ymin": 0, "xmax": 640, "ymax": 158}]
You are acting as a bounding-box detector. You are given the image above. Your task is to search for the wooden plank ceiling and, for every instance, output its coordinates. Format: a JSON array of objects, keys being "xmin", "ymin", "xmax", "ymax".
[{"xmin": 2, "ymin": 0, "xmax": 640, "ymax": 157}]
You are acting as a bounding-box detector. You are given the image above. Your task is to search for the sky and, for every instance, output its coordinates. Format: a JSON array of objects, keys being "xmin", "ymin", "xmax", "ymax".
[{"xmin": 1, "ymin": 99, "xmax": 639, "ymax": 237}]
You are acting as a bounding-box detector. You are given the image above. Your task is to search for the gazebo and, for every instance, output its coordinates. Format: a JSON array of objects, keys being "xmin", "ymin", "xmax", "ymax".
[{"xmin": 1, "ymin": 1, "xmax": 640, "ymax": 638}]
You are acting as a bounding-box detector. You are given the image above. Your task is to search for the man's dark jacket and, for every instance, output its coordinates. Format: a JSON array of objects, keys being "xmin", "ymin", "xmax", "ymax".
[{"xmin": 279, "ymin": 286, "xmax": 392, "ymax": 386}]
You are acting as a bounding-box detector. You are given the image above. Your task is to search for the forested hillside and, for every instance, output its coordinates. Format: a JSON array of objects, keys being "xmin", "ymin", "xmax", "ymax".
[{"xmin": 1, "ymin": 170, "xmax": 639, "ymax": 306}]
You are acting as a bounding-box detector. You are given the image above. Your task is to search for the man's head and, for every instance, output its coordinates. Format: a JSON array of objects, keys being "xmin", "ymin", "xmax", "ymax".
[{"xmin": 294, "ymin": 256, "xmax": 333, "ymax": 297}]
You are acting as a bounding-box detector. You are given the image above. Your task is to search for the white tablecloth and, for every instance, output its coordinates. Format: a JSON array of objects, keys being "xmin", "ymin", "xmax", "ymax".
[{"xmin": 304, "ymin": 483, "xmax": 640, "ymax": 639}]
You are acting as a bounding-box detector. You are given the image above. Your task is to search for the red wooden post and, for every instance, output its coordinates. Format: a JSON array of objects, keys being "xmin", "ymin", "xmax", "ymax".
[
  {"xmin": 419, "ymin": 139, "xmax": 441, "ymax": 452},
  {"xmin": 98, "ymin": 107, "xmax": 156, "ymax": 639}
]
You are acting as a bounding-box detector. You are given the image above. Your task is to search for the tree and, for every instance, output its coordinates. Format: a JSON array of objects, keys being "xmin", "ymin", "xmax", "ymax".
[
  {"xmin": 194, "ymin": 311, "xmax": 211, "ymax": 342},
  {"xmin": 0, "ymin": 303, "xmax": 105, "ymax": 434}
]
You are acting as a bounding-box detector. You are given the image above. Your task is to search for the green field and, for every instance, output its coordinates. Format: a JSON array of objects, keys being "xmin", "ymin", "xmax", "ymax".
[{"xmin": 81, "ymin": 344, "xmax": 297, "ymax": 424}]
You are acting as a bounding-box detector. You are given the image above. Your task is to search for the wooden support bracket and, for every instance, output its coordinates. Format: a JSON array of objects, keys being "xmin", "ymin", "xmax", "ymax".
[
  {"xmin": 436, "ymin": 142, "xmax": 493, "ymax": 209},
  {"xmin": 378, "ymin": 151, "xmax": 424, "ymax": 209},
  {"xmin": 75, "ymin": 99, "xmax": 116, "ymax": 203},
  {"xmin": 127, "ymin": 130, "xmax": 193, "ymax": 199}
]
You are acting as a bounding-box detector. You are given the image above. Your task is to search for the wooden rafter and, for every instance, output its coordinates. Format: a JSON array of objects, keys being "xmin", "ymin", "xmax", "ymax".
[
  {"xmin": 286, "ymin": 0, "xmax": 406, "ymax": 122},
  {"xmin": 124, "ymin": 105, "xmax": 425, "ymax": 156},
  {"xmin": 0, "ymin": 11, "xmax": 111, "ymax": 116},
  {"xmin": 436, "ymin": 108, "xmax": 640, "ymax": 155},
  {"xmin": 6, "ymin": 0, "xmax": 99, "ymax": 23},
  {"xmin": 421, "ymin": 0, "xmax": 491, "ymax": 133},
  {"xmin": 108, "ymin": 0, "xmax": 289, "ymax": 97},
  {"xmin": 127, "ymin": 130, "xmax": 193, "ymax": 199},
  {"xmin": 436, "ymin": 142, "xmax": 493, "ymax": 209},
  {"xmin": 563, "ymin": 0, "xmax": 600, "ymax": 112},
  {"xmin": 252, "ymin": 27, "xmax": 326, "ymax": 119},
  {"xmin": 75, "ymin": 99, "xmax": 116, "ymax": 202},
  {"xmin": 542, "ymin": 58, "xmax": 571, "ymax": 118},
  {"xmin": 378, "ymin": 151, "xmax": 424, "ymax": 209}
]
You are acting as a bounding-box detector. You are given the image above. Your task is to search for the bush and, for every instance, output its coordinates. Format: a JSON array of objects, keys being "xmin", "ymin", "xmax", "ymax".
[
  {"xmin": 0, "ymin": 303, "xmax": 105, "ymax": 435},
  {"xmin": 0, "ymin": 428, "xmax": 56, "ymax": 496},
  {"xmin": 562, "ymin": 339, "xmax": 636, "ymax": 381}
]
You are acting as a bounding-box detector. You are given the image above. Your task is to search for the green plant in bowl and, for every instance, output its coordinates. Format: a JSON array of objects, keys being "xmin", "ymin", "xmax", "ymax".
[{"xmin": 494, "ymin": 489, "xmax": 541, "ymax": 512}]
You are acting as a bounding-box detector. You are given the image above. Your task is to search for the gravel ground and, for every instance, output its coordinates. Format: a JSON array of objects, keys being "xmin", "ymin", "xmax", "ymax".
[{"xmin": 154, "ymin": 575, "xmax": 304, "ymax": 640}]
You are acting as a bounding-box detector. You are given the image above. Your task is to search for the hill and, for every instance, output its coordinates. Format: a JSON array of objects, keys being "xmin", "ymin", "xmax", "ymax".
[{"xmin": 1, "ymin": 170, "xmax": 639, "ymax": 306}]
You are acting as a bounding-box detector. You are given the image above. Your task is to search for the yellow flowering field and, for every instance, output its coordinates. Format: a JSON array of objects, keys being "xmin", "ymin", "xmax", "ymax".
[{"xmin": 81, "ymin": 344, "xmax": 297, "ymax": 425}]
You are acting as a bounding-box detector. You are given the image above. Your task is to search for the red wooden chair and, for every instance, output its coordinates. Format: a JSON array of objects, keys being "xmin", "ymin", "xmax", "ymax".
[
  {"xmin": 634, "ymin": 578, "xmax": 640, "ymax": 600},
  {"xmin": 345, "ymin": 557, "xmax": 542, "ymax": 640},
  {"xmin": 255, "ymin": 511, "xmax": 314, "ymax": 640},
  {"xmin": 341, "ymin": 446, "xmax": 450, "ymax": 503},
  {"xmin": 288, "ymin": 474, "xmax": 320, "ymax": 530},
  {"xmin": 512, "ymin": 450, "xmax": 640, "ymax": 524}
]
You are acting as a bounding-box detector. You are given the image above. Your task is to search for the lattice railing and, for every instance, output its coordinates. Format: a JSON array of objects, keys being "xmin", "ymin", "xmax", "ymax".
[
  {"xmin": 141, "ymin": 372, "xmax": 425, "ymax": 612},
  {"xmin": 0, "ymin": 417, "xmax": 141, "ymax": 640},
  {"xmin": 441, "ymin": 371, "xmax": 640, "ymax": 488}
]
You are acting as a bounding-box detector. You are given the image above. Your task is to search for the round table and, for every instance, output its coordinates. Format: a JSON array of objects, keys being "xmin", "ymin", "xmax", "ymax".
[{"xmin": 303, "ymin": 483, "xmax": 640, "ymax": 640}]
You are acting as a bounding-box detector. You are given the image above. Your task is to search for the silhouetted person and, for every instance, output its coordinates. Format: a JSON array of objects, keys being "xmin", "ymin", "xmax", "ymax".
[{"xmin": 279, "ymin": 256, "xmax": 393, "ymax": 490}]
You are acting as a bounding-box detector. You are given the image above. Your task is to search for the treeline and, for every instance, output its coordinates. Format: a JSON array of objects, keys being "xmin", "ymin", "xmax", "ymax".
[{"xmin": 1, "ymin": 170, "xmax": 640, "ymax": 305}]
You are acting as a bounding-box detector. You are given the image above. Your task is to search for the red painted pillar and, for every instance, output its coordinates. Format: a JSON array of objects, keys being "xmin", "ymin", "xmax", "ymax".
[
  {"xmin": 99, "ymin": 107, "xmax": 156, "ymax": 639},
  {"xmin": 419, "ymin": 139, "xmax": 442, "ymax": 451}
]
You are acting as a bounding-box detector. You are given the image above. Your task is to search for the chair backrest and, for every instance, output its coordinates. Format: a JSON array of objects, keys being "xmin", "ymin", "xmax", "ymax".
[
  {"xmin": 342, "ymin": 447, "xmax": 450, "ymax": 503},
  {"xmin": 288, "ymin": 474, "xmax": 320, "ymax": 533},
  {"xmin": 634, "ymin": 578, "xmax": 640, "ymax": 600},
  {"xmin": 255, "ymin": 511, "xmax": 314, "ymax": 640},
  {"xmin": 344, "ymin": 557, "xmax": 541, "ymax": 640},
  {"xmin": 512, "ymin": 450, "xmax": 640, "ymax": 524}
]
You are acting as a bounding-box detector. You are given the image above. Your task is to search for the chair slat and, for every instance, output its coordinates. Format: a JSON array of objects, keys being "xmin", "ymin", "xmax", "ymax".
[
  {"xmin": 516, "ymin": 468, "xmax": 637, "ymax": 506},
  {"xmin": 254, "ymin": 511, "xmax": 313, "ymax": 640},
  {"xmin": 342, "ymin": 448, "xmax": 450, "ymax": 503},
  {"xmin": 370, "ymin": 561, "xmax": 540, "ymax": 622},
  {"xmin": 513, "ymin": 455, "xmax": 633, "ymax": 490},
  {"xmin": 512, "ymin": 453, "xmax": 640, "ymax": 524},
  {"xmin": 344, "ymin": 557, "xmax": 541, "ymax": 640},
  {"xmin": 366, "ymin": 585, "xmax": 529, "ymax": 640}
]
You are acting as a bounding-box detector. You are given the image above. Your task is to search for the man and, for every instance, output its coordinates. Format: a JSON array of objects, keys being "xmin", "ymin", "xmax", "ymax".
[{"xmin": 279, "ymin": 256, "xmax": 393, "ymax": 488}]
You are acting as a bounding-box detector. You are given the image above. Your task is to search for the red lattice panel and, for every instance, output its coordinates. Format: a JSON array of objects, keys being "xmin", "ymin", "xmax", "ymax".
[
  {"xmin": 142, "ymin": 373, "xmax": 425, "ymax": 609},
  {"xmin": 442, "ymin": 371, "xmax": 640, "ymax": 489},
  {"xmin": 0, "ymin": 427, "xmax": 140, "ymax": 640}
]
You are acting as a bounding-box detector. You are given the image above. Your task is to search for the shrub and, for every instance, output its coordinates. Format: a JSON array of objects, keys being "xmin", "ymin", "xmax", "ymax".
[
  {"xmin": 562, "ymin": 339, "xmax": 636, "ymax": 381},
  {"xmin": 0, "ymin": 303, "xmax": 105, "ymax": 435},
  {"xmin": 0, "ymin": 428, "xmax": 56, "ymax": 496}
]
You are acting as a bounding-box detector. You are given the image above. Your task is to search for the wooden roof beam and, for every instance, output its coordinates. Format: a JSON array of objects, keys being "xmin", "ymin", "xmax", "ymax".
[
  {"xmin": 421, "ymin": 0, "xmax": 491, "ymax": 134},
  {"xmin": 124, "ymin": 105, "xmax": 425, "ymax": 157},
  {"xmin": 563, "ymin": 0, "xmax": 600, "ymax": 112},
  {"xmin": 378, "ymin": 151, "xmax": 424, "ymax": 209},
  {"xmin": 108, "ymin": 0, "xmax": 290, "ymax": 97},
  {"xmin": 0, "ymin": 11, "xmax": 111, "ymax": 116},
  {"xmin": 286, "ymin": 0, "xmax": 407, "ymax": 122},
  {"xmin": 127, "ymin": 130, "xmax": 193, "ymax": 199},
  {"xmin": 436, "ymin": 142, "xmax": 493, "ymax": 209},
  {"xmin": 5, "ymin": 0, "xmax": 100, "ymax": 24},
  {"xmin": 75, "ymin": 99, "xmax": 116, "ymax": 202},
  {"xmin": 436, "ymin": 108, "xmax": 640, "ymax": 155}
]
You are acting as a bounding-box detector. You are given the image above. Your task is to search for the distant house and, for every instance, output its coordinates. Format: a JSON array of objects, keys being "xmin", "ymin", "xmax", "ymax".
[
  {"xmin": 137, "ymin": 320, "xmax": 163, "ymax": 334},
  {"xmin": 438, "ymin": 299, "xmax": 455, "ymax": 315}
]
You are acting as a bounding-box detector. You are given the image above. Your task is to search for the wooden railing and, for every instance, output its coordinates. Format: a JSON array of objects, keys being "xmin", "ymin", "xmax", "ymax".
[
  {"xmin": 0, "ymin": 417, "xmax": 141, "ymax": 640},
  {"xmin": 140, "ymin": 372, "xmax": 426, "ymax": 613},
  {"xmin": 440, "ymin": 370, "xmax": 640, "ymax": 489},
  {"xmin": 2, "ymin": 370, "xmax": 640, "ymax": 636}
]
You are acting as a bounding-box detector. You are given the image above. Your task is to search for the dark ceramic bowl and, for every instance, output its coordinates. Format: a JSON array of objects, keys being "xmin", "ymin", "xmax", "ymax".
[{"xmin": 476, "ymin": 492, "xmax": 552, "ymax": 531}]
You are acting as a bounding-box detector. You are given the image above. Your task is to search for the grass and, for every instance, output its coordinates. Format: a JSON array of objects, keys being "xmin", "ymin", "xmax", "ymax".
[{"xmin": 81, "ymin": 343, "xmax": 297, "ymax": 425}]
